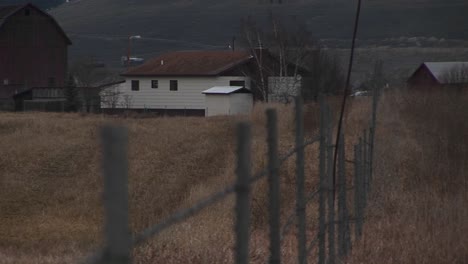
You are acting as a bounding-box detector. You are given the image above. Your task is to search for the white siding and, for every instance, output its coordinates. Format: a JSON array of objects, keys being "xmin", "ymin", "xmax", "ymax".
[
  {"xmin": 229, "ymin": 94, "xmax": 253, "ymax": 115},
  {"xmin": 102, "ymin": 76, "xmax": 250, "ymax": 110},
  {"xmin": 205, "ymin": 94, "xmax": 230, "ymax": 116},
  {"xmin": 205, "ymin": 93, "xmax": 252, "ymax": 117}
]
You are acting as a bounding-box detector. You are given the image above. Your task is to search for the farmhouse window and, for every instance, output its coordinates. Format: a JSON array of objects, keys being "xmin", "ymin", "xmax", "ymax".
[
  {"xmin": 170, "ymin": 80, "xmax": 178, "ymax": 91},
  {"xmin": 151, "ymin": 80, "xmax": 158, "ymax": 88},
  {"xmin": 229, "ymin": 80, "xmax": 245, "ymax": 87},
  {"xmin": 131, "ymin": 80, "xmax": 140, "ymax": 91}
]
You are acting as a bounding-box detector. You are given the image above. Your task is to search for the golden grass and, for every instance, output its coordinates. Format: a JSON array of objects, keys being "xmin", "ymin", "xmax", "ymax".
[{"xmin": 0, "ymin": 90, "xmax": 465, "ymax": 263}]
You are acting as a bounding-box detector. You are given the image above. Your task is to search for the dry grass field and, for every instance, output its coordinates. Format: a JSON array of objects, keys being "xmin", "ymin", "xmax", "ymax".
[{"xmin": 0, "ymin": 89, "xmax": 466, "ymax": 263}]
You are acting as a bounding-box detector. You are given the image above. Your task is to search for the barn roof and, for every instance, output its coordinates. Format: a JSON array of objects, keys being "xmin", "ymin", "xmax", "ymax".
[
  {"xmin": 0, "ymin": 3, "xmax": 71, "ymax": 45},
  {"xmin": 202, "ymin": 86, "xmax": 251, "ymax": 94},
  {"xmin": 422, "ymin": 62, "xmax": 468, "ymax": 84},
  {"xmin": 122, "ymin": 50, "xmax": 253, "ymax": 77}
]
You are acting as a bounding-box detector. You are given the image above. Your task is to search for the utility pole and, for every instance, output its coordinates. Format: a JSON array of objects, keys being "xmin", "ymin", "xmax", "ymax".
[{"xmin": 127, "ymin": 35, "xmax": 141, "ymax": 68}]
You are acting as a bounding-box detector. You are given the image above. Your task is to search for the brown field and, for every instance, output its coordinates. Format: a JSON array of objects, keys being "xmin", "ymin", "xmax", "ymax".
[{"xmin": 0, "ymin": 89, "xmax": 466, "ymax": 263}]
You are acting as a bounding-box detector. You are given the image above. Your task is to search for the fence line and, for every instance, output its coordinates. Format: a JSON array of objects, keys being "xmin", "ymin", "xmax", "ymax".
[{"xmin": 84, "ymin": 88, "xmax": 381, "ymax": 264}]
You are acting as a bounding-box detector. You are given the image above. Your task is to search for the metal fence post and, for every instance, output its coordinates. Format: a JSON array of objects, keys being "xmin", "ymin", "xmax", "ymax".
[
  {"xmin": 101, "ymin": 125, "xmax": 131, "ymax": 264},
  {"xmin": 235, "ymin": 122, "xmax": 252, "ymax": 264},
  {"xmin": 318, "ymin": 95, "xmax": 327, "ymax": 264},
  {"xmin": 337, "ymin": 132, "xmax": 350, "ymax": 257},
  {"xmin": 267, "ymin": 109, "xmax": 281, "ymax": 264},
  {"xmin": 363, "ymin": 130, "xmax": 369, "ymax": 203},
  {"xmin": 354, "ymin": 140, "xmax": 363, "ymax": 240},
  {"xmin": 295, "ymin": 97, "xmax": 307, "ymax": 264},
  {"xmin": 326, "ymin": 104, "xmax": 335, "ymax": 264},
  {"xmin": 369, "ymin": 83, "xmax": 379, "ymax": 186}
]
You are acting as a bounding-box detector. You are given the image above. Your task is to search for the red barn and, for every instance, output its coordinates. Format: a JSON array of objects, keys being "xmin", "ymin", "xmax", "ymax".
[
  {"xmin": 0, "ymin": 3, "xmax": 71, "ymax": 109},
  {"xmin": 407, "ymin": 62, "xmax": 468, "ymax": 88}
]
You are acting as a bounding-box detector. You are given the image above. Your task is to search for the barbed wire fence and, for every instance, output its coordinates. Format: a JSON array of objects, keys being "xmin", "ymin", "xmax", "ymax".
[{"xmin": 83, "ymin": 85, "xmax": 380, "ymax": 264}]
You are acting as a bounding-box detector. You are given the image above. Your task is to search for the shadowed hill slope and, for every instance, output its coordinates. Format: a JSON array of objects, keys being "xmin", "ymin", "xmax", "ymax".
[{"xmin": 47, "ymin": 0, "xmax": 468, "ymax": 68}]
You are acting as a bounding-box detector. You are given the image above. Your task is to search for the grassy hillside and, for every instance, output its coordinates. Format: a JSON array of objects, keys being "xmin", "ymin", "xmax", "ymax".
[
  {"xmin": 48, "ymin": 0, "xmax": 468, "ymax": 71},
  {"xmin": 1, "ymin": 0, "xmax": 64, "ymax": 9},
  {"xmin": 0, "ymin": 89, "xmax": 467, "ymax": 263}
]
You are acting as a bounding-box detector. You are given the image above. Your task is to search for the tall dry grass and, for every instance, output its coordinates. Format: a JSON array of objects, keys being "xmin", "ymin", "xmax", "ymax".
[
  {"xmin": 0, "ymin": 89, "xmax": 465, "ymax": 263},
  {"xmin": 348, "ymin": 88, "xmax": 468, "ymax": 263}
]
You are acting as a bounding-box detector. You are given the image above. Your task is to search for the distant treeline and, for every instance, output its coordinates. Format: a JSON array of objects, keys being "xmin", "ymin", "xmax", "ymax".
[{"xmin": 1, "ymin": 0, "xmax": 64, "ymax": 10}]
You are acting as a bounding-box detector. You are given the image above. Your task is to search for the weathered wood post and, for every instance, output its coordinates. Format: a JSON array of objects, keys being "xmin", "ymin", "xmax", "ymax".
[
  {"xmin": 267, "ymin": 109, "xmax": 281, "ymax": 264},
  {"xmin": 295, "ymin": 97, "xmax": 307, "ymax": 264},
  {"xmin": 318, "ymin": 94, "xmax": 327, "ymax": 264},
  {"xmin": 337, "ymin": 132, "xmax": 349, "ymax": 257},
  {"xmin": 101, "ymin": 125, "xmax": 131, "ymax": 264},
  {"xmin": 354, "ymin": 139, "xmax": 363, "ymax": 240},
  {"xmin": 235, "ymin": 122, "xmax": 252, "ymax": 264}
]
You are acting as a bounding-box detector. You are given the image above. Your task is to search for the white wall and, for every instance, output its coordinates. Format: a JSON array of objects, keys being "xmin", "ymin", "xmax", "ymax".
[
  {"xmin": 205, "ymin": 93, "xmax": 252, "ymax": 117},
  {"xmin": 205, "ymin": 94, "xmax": 230, "ymax": 116},
  {"xmin": 101, "ymin": 76, "xmax": 250, "ymax": 110},
  {"xmin": 229, "ymin": 94, "xmax": 253, "ymax": 115}
]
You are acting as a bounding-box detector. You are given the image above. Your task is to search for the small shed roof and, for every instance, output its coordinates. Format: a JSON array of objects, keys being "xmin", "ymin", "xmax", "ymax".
[
  {"xmin": 202, "ymin": 86, "xmax": 251, "ymax": 94},
  {"xmin": 423, "ymin": 62, "xmax": 468, "ymax": 84}
]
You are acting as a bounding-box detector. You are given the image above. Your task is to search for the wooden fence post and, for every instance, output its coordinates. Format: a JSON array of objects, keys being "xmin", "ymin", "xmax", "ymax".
[
  {"xmin": 318, "ymin": 94, "xmax": 327, "ymax": 264},
  {"xmin": 337, "ymin": 132, "xmax": 349, "ymax": 257},
  {"xmin": 363, "ymin": 130, "xmax": 369, "ymax": 205},
  {"xmin": 267, "ymin": 109, "xmax": 281, "ymax": 264},
  {"xmin": 235, "ymin": 122, "xmax": 252, "ymax": 264},
  {"xmin": 101, "ymin": 125, "xmax": 131, "ymax": 264},
  {"xmin": 326, "ymin": 104, "xmax": 336, "ymax": 264},
  {"xmin": 354, "ymin": 139, "xmax": 363, "ymax": 240},
  {"xmin": 295, "ymin": 97, "xmax": 307, "ymax": 264}
]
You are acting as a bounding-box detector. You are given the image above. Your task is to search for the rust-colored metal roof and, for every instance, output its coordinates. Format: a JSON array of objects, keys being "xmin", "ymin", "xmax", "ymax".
[{"xmin": 122, "ymin": 50, "xmax": 253, "ymax": 76}]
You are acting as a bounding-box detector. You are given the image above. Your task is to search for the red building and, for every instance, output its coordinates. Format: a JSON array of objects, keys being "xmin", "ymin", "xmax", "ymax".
[
  {"xmin": 407, "ymin": 62, "xmax": 468, "ymax": 88},
  {"xmin": 0, "ymin": 3, "xmax": 71, "ymax": 109}
]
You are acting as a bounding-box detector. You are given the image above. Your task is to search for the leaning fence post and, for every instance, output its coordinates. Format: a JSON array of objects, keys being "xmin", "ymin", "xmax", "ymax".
[
  {"xmin": 326, "ymin": 104, "xmax": 336, "ymax": 264},
  {"xmin": 235, "ymin": 122, "xmax": 252, "ymax": 264},
  {"xmin": 337, "ymin": 132, "xmax": 350, "ymax": 257},
  {"xmin": 267, "ymin": 109, "xmax": 281, "ymax": 264},
  {"xmin": 101, "ymin": 125, "xmax": 131, "ymax": 264},
  {"xmin": 354, "ymin": 140, "xmax": 363, "ymax": 240},
  {"xmin": 295, "ymin": 97, "xmax": 307, "ymax": 264},
  {"xmin": 318, "ymin": 95, "xmax": 327, "ymax": 264}
]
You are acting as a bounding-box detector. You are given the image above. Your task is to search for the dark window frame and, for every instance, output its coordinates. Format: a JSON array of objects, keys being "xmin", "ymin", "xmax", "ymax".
[
  {"xmin": 131, "ymin": 80, "xmax": 140, "ymax": 91},
  {"xmin": 170, "ymin": 80, "xmax": 178, "ymax": 91},
  {"xmin": 151, "ymin": 80, "xmax": 159, "ymax": 89}
]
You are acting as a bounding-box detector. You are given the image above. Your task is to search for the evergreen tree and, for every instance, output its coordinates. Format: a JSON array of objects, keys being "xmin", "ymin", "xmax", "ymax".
[{"xmin": 64, "ymin": 75, "xmax": 80, "ymax": 112}]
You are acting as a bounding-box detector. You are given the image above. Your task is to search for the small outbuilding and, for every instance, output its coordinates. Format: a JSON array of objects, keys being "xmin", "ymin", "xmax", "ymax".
[
  {"xmin": 202, "ymin": 86, "xmax": 253, "ymax": 117},
  {"xmin": 407, "ymin": 61, "xmax": 468, "ymax": 88}
]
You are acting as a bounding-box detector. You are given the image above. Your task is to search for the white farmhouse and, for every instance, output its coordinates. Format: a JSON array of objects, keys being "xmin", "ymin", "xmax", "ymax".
[
  {"xmin": 102, "ymin": 50, "xmax": 253, "ymax": 115},
  {"xmin": 100, "ymin": 49, "xmax": 309, "ymax": 115}
]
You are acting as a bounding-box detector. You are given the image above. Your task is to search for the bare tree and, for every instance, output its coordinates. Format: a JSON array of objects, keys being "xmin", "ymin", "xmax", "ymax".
[
  {"xmin": 100, "ymin": 85, "xmax": 122, "ymax": 110},
  {"xmin": 239, "ymin": 15, "xmax": 344, "ymax": 102},
  {"xmin": 70, "ymin": 57, "xmax": 114, "ymax": 112},
  {"xmin": 121, "ymin": 94, "xmax": 133, "ymax": 109}
]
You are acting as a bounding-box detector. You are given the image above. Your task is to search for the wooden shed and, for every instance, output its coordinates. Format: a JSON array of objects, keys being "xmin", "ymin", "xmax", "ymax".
[{"xmin": 202, "ymin": 86, "xmax": 253, "ymax": 117}]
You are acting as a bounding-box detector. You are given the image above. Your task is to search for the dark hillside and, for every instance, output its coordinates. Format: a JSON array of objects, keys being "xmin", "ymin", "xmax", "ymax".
[
  {"xmin": 1, "ymin": 0, "xmax": 64, "ymax": 9},
  {"xmin": 48, "ymin": 0, "xmax": 468, "ymax": 72}
]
